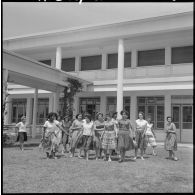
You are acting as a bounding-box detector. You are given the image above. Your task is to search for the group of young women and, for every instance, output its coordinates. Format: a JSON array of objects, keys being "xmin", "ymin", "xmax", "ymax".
[{"xmin": 16, "ymin": 110, "xmax": 178, "ymax": 162}]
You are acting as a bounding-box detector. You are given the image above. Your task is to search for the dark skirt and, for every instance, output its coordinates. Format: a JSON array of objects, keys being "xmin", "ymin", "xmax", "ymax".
[
  {"xmin": 62, "ymin": 133, "xmax": 69, "ymax": 146},
  {"xmin": 164, "ymin": 133, "xmax": 177, "ymax": 151},
  {"xmin": 135, "ymin": 130, "xmax": 147, "ymax": 149},
  {"xmin": 117, "ymin": 130, "xmax": 134, "ymax": 151},
  {"xmin": 16, "ymin": 132, "xmax": 27, "ymax": 143}
]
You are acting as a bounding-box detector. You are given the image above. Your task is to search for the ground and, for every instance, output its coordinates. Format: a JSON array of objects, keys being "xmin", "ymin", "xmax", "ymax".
[{"xmin": 3, "ymin": 144, "xmax": 193, "ymax": 193}]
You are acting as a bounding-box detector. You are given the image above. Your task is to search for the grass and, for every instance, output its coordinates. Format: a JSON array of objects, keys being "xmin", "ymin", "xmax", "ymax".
[{"xmin": 3, "ymin": 144, "xmax": 193, "ymax": 193}]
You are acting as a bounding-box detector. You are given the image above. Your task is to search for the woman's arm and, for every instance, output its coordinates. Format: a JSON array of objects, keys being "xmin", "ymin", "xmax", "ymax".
[{"xmin": 168, "ymin": 123, "xmax": 176, "ymax": 133}]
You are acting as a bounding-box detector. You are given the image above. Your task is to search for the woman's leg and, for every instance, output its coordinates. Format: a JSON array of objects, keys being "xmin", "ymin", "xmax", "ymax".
[
  {"xmin": 118, "ymin": 149, "xmax": 123, "ymax": 162},
  {"xmin": 108, "ymin": 149, "xmax": 112, "ymax": 162},
  {"xmin": 122, "ymin": 150, "xmax": 126, "ymax": 161},
  {"xmin": 152, "ymin": 146, "xmax": 157, "ymax": 156},
  {"xmin": 86, "ymin": 150, "xmax": 89, "ymax": 160},
  {"xmin": 168, "ymin": 150, "xmax": 172, "ymax": 159},
  {"xmin": 103, "ymin": 149, "xmax": 107, "ymax": 160}
]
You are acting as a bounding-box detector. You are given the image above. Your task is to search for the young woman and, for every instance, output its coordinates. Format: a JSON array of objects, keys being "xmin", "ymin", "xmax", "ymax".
[
  {"xmin": 117, "ymin": 110, "xmax": 134, "ymax": 163},
  {"xmin": 80, "ymin": 114, "xmax": 94, "ymax": 161},
  {"xmin": 16, "ymin": 116, "xmax": 28, "ymax": 151},
  {"xmin": 61, "ymin": 116, "xmax": 72, "ymax": 154},
  {"xmin": 164, "ymin": 116, "xmax": 178, "ymax": 161},
  {"xmin": 134, "ymin": 112, "xmax": 148, "ymax": 160},
  {"xmin": 102, "ymin": 113, "xmax": 117, "ymax": 162},
  {"xmin": 145, "ymin": 116, "xmax": 157, "ymax": 156},
  {"xmin": 41, "ymin": 112, "xmax": 64, "ymax": 159},
  {"xmin": 69, "ymin": 113, "xmax": 83, "ymax": 158},
  {"xmin": 93, "ymin": 112, "xmax": 105, "ymax": 160}
]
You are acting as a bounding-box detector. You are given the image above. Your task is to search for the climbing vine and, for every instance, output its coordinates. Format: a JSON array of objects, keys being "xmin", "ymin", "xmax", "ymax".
[{"xmin": 62, "ymin": 78, "xmax": 83, "ymax": 119}]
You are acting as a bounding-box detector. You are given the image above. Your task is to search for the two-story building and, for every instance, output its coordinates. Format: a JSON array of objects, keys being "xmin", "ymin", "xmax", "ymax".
[{"xmin": 3, "ymin": 11, "xmax": 193, "ymax": 143}]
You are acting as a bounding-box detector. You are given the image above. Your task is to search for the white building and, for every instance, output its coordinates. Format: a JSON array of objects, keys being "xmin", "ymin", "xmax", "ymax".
[{"xmin": 3, "ymin": 11, "xmax": 193, "ymax": 143}]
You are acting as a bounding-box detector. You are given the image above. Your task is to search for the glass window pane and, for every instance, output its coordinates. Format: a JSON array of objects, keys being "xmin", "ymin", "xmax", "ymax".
[
  {"xmin": 107, "ymin": 97, "xmax": 116, "ymax": 104},
  {"xmin": 157, "ymin": 122, "xmax": 164, "ymax": 129},
  {"xmin": 182, "ymin": 106, "xmax": 192, "ymax": 122},
  {"xmin": 157, "ymin": 106, "xmax": 164, "ymax": 121},
  {"xmin": 81, "ymin": 55, "xmax": 102, "ymax": 71},
  {"xmin": 182, "ymin": 123, "xmax": 192, "ymax": 129},
  {"xmin": 138, "ymin": 49, "xmax": 165, "ymax": 66},
  {"xmin": 61, "ymin": 58, "xmax": 75, "ymax": 72},
  {"xmin": 156, "ymin": 97, "xmax": 164, "ymax": 104},
  {"xmin": 147, "ymin": 106, "xmax": 155, "ymax": 123},
  {"xmin": 171, "ymin": 46, "xmax": 193, "ymax": 64},
  {"xmin": 107, "ymin": 53, "xmax": 117, "ymax": 69},
  {"xmin": 124, "ymin": 52, "xmax": 131, "ymax": 67},
  {"xmin": 39, "ymin": 59, "xmax": 51, "ymax": 66},
  {"xmin": 147, "ymin": 97, "xmax": 155, "ymax": 104},
  {"xmin": 137, "ymin": 97, "xmax": 146, "ymax": 104}
]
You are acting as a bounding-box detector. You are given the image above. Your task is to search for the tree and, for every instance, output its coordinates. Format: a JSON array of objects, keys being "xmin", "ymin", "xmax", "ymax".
[{"xmin": 62, "ymin": 78, "xmax": 83, "ymax": 119}]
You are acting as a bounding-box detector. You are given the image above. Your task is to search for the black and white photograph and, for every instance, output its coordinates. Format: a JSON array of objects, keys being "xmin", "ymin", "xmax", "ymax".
[{"xmin": 2, "ymin": 1, "xmax": 193, "ymax": 193}]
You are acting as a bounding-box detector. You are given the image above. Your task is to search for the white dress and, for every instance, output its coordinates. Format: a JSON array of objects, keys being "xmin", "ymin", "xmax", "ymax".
[{"xmin": 145, "ymin": 123, "xmax": 157, "ymax": 147}]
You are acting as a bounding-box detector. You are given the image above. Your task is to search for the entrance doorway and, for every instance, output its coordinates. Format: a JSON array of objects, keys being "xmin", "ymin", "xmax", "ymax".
[
  {"xmin": 79, "ymin": 97, "xmax": 100, "ymax": 120},
  {"xmin": 172, "ymin": 104, "xmax": 193, "ymax": 142}
]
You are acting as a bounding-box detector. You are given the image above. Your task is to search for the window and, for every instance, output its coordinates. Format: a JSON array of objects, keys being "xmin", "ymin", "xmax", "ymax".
[
  {"xmin": 107, "ymin": 52, "xmax": 131, "ymax": 69},
  {"xmin": 138, "ymin": 49, "xmax": 165, "ymax": 66},
  {"xmin": 182, "ymin": 106, "xmax": 192, "ymax": 129},
  {"xmin": 61, "ymin": 58, "xmax": 75, "ymax": 72},
  {"xmin": 39, "ymin": 59, "xmax": 51, "ymax": 66},
  {"xmin": 32, "ymin": 98, "xmax": 49, "ymax": 124},
  {"xmin": 171, "ymin": 46, "xmax": 193, "ymax": 64},
  {"xmin": 137, "ymin": 96, "xmax": 164, "ymax": 129},
  {"xmin": 81, "ymin": 55, "xmax": 102, "ymax": 71},
  {"xmin": 11, "ymin": 99, "xmax": 27, "ymax": 123},
  {"xmin": 79, "ymin": 98, "xmax": 100, "ymax": 120},
  {"xmin": 106, "ymin": 97, "xmax": 131, "ymax": 118}
]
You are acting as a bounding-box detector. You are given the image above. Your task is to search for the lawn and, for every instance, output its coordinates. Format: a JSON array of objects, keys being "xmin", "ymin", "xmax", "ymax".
[{"xmin": 3, "ymin": 144, "xmax": 193, "ymax": 193}]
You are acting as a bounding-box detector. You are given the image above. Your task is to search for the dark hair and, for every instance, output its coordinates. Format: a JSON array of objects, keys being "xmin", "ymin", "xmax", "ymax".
[
  {"xmin": 47, "ymin": 112, "xmax": 58, "ymax": 120},
  {"xmin": 167, "ymin": 116, "xmax": 172, "ymax": 121},
  {"xmin": 112, "ymin": 112, "xmax": 118, "ymax": 118},
  {"xmin": 76, "ymin": 113, "xmax": 83, "ymax": 119},
  {"xmin": 96, "ymin": 112, "xmax": 103, "ymax": 119},
  {"xmin": 120, "ymin": 110, "xmax": 129, "ymax": 116},
  {"xmin": 138, "ymin": 111, "xmax": 144, "ymax": 117},
  {"xmin": 85, "ymin": 113, "xmax": 92, "ymax": 121},
  {"xmin": 58, "ymin": 115, "xmax": 63, "ymax": 120}
]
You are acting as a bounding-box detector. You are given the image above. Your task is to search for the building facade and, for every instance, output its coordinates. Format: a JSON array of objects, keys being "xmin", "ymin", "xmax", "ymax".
[{"xmin": 3, "ymin": 12, "xmax": 193, "ymax": 143}]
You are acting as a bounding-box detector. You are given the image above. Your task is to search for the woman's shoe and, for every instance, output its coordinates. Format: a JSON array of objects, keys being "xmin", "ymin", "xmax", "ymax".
[
  {"xmin": 108, "ymin": 157, "xmax": 112, "ymax": 162},
  {"xmin": 133, "ymin": 157, "xmax": 137, "ymax": 160},
  {"xmin": 118, "ymin": 159, "xmax": 123, "ymax": 163},
  {"xmin": 141, "ymin": 156, "xmax": 145, "ymax": 160},
  {"xmin": 173, "ymin": 157, "xmax": 178, "ymax": 161}
]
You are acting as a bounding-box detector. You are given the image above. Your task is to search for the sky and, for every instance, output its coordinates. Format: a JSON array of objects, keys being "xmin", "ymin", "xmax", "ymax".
[{"xmin": 3, "ymin": 2, "xmax": 193, "ymax": 39}]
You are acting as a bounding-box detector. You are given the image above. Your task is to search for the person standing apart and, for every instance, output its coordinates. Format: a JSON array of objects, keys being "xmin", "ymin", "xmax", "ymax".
[
  {"xmin": 69, "ymin": 113, "xmax": 83, "ymax": 158},
  {"xmin": 93, "ymin": 112, "xmax": 105, "ymax": 160},
  {"xmin": 145, "ymin": 116, "xmax": 157, "ymax": 156},
  {"xmin": 164, "ymin": 116, "xmax": 178, "ymax": 161},
  {"xmin": 16, "ymin": 116, "xmax": 28, "ymax": 151},
  {"xmin": 117, "ymin": 110, "xmax": 134, "ymax": 163},
  {"xmin": 102, "ymin": 113, "xmax": 117, "ymax": 162},
  {"xmin": 80, "ymin": 114, "xmax": 94, "ymax": 161},
  {"xmin": 134, "ymin": 112, "xmax": 148, "ymax": 160}
]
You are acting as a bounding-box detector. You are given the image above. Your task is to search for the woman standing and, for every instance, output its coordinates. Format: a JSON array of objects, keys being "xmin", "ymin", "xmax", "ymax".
[
  {"xmin": 93, "ymin": 112, "xmax": 105, "ymax": 160},
  {"xmin": 145, "ymin": 116, "xmax": 157, "ymax": 156},
  {"xmin": 134, "ymin": 112, "xmax": 148, "ymax": 160},
  {"xmin": 164, "ymin": 116, "xmax": 178, "ymax": 161},
  {"xmin": 102, "ymin": 113, "xmax": 117, "ymax": 162},
  {"xmin": 16, "ymin": 116, "xmax": 28, "ymax": 151},
  {"xmin": 117, "ymin": 111, "xmax": 134, "ymax": 163},
  {"xmin": 41, "ymin": 112, "xmax": 64, "ymax": 159},
  {"xmin": 80, "ymin": 114, "xmax": 94, "ymax": 161},
  {"xmin": 61, "ymin": 116, "xmax": 72, "ymax": 154},
  {"xmin": 69, "ymin": 113, "xmax": 83, "ymax": 158}
]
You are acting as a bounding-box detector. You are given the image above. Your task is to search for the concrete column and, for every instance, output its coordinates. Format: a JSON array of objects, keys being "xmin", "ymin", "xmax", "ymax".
[
  {"xmin": 164, "ymin": 94, "xmax": 171, "ymax": 125},
  {"xmin": 56, "ymin": 46, "xmax": 62, "ymax": 70},
  {"xmin": 26, "ymin": 97, "xmax": 32, "ymax": 125},
  {"xmin": 165, "ymin": 46, "xmax": 171, "ymax": 65},
  {"xmin": 3, "ymin": 69, "xmax": 9, "ymax": 125},
  {"xmin": 75, "ymin": 56, "xmax": 80, "ymax": 72},
  {"xmin": 101, "ymin": 52, "xmax": 107, "ymax": 70},
  {"xmin": 4, "ymin": 96, "xmax": 11, "ymax": 125},
  {"xmin": 130, "ymin": 94, "xmax": 137, "ymax": 132},
  {"xmin": 117, "ymin": 39, "xmax": 124, "ymax": 119},
  {"xmin": 53, "ymin": 91, "xmax": 60, "ymax": 113},
  {"xmin": 100, "ymin": 94, "xmax": 106, "ymax": 116},
  {"xmin": 49, "ymin": 95, "xmax": 53, "ymax": 112},
  {"xmin": 131, "ymin": 49, "xmax": 137, "ymax": 68},
  {"xmin": 32, "ymin": 88, "xmax": 38, "ymax": 138}
]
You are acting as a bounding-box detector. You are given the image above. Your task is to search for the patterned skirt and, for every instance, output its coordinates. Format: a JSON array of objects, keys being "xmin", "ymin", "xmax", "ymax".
[
  {"xmin": 78, "ymin": 135, "xmax": 93, "ymax": 150},
  {"xmin": 146, "ymin": 134, "xmax": 157, "ymax": 147},
  {"xmin": 102, "ymin": 131, "xmax": 116, "ymax": 150},
  {"xmin": 135, "ymin": 130, "xmax": 147, "ymax": 149},
  {"xmin": 164, "ymin": 133, "xmax": 177, "ymax": 151},
  {"xmin": 117, "ymin": 130, "xmax": 134, "ymax": 151},
  {"xmin": 93, "ymin": 131, "xmax": 103, "ymax": 149},
  {"xmin": 69, "ymin": 130, "xmax": 83, "ymax": 149}
]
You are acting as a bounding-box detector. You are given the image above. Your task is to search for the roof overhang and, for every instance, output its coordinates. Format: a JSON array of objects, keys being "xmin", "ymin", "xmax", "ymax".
[{"xmin": 3, "ymin": 49, "xmax": 91, "ymax": 92}]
